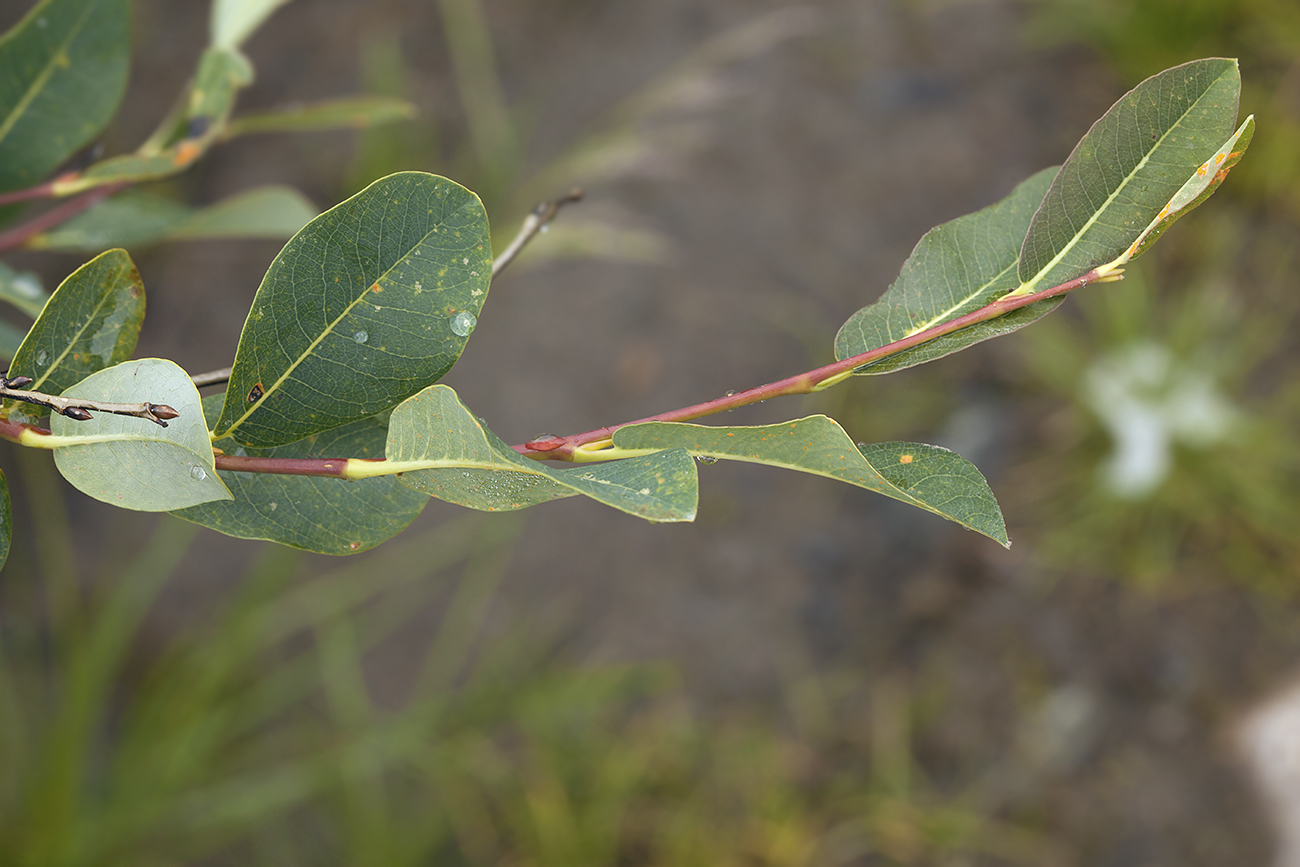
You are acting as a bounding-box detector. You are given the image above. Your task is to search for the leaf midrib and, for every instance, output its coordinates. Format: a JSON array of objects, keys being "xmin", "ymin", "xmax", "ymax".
[{"xmin": 1016, "ymin": 73, "xmax": 1228, "ymax": 295}]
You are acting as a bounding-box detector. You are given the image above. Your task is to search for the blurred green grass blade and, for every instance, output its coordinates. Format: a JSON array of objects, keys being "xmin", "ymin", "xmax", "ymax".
[
  {"xmin": 0, "ymin": 0, "xmax": 130, "ymax": 193},
  {"xmin": 0, "ymin": 261, "xmax": 48, "ymax": 318},
  {"xmin": 214, "ymin": 172, "xmax": 492, "ymax": 448},
  {"xmin": 613, "ymin": 417, "xmax": 1008, "ymax": 545},
  {"xmin": 7, "ymin": 249, "xmax": 143, "ymax": 405},
  {"xmin": 226, "ymin": 96, "xmax": 416, "ymax": 137},
  {"xmin": 1119, "ymin": 115, "xmax": 1254, "ymax": 264},
  {"xmin": 389, "ymin": 384, "xmax": 699, "ymax": 522},
  {"xmin": 1017, "ymin": 58, "xmax": 1241, "ymax": 292},
  {"xmin": 29, "ymin": 186, "xmax": 318, "ymax": 251},
  {"xmin": 51, "ymin": 47, "xmax": 253, "ymax": 195},
  {"xmin": 50, "ymin": 359, "xmax": 232, "ymax": 511},
  {"xmin": 210, "ymin": 0, "xmax": 294, "ymax": 50},
  {"xmin": 175, "ymin": 394, "xmax": 427, "ymax": 554},
  {"xmin": 834, "ymin": 167, "xmax": 1057, "ymax": 374}
]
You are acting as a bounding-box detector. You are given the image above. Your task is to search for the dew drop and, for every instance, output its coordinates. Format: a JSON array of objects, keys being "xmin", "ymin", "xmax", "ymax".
[
  {"xmin": 450, "ymin": 311, "xmax": 477, "ymax": 337},
  {"xmin": 190, "ymin": 466, "xmax": 207, "ymax": 481},
  {"xmin": 695, "ymin": 455, "xmax": 719, "ymax": 465},
  {"xmin": 35, "ymin": 350, "xmax": 48, "ymax": 366},
  {"xmin": 353, "ymin": 330, "xmax": 369, "ymax": 344}
]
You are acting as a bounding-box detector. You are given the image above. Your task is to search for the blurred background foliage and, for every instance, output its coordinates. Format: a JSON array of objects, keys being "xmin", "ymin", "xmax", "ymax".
[{"xmin": 3, "ymin": 0, "xmax": 1300, "ymax": 864}]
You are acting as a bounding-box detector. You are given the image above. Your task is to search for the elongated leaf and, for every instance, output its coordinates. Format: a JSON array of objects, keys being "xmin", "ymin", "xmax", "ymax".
[
  {"xmin": 213, "ymin": 172, "xmax": 492, "ymax": 448},
  {"xmin": 225, "ymin": 96, "xmax": 416, "ymax": 137},
  {"xmin": 387, "ymin": 384, "xmax": 699, "ymax": 522},
  {"xmin": 6, "ymin": 249, "xmax": 143, "ymax": 414},
  {"xmin": 0, "ymin": 468, "xmax": 10, "ymax": 571},
  {"xmin": 612, "ymin": 418, "xmax": 1008, "ymax": 545},
  {"xmin": 834, "ymin": 167, "xmax": 1057, "ymax": 374},
  {"xmin": 174, "ymin": 395, "xmax": 426, "ymax": 554},
  {"xmin": 49, "ymin": 359, "xmax": 231, "ymax": 511},
  {"xmin": 1017, "ymin": 58, "xmax": 1241, "ymax": 293},
  {"xmin": 211, "ymin": 0, "xmax": 294, "ymax": 50},
  {"xmin": 50, "ymin": 48, "xmax": 253, "ymax": 195},
  {"xmin": 0, "ymin": 320, "xmax": 25, "ymax": 362},
  {"xmin": 28, "ymin": 186, "xmax": 317, "ymax": 251},
  {"xmin": 1116, "ymin": 115, "xmax": 1254, "ymax": 265},
  {"xmin": 0, "ymin": 0, "xmax": 131, "ymax": 192},
  {"xmin": 0, "ymin": 261, "xmax": 47, "ymax": 318}
]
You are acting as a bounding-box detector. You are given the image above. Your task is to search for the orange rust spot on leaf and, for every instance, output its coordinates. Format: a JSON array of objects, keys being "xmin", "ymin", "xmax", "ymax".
[
  {"xmin": 371, "ymin": 284, "xmax": 382, "ymax": 293},
  {"xmin": 173, "ymin": 140, "xmax": 203, "ymax": 166},
  {"xmin": 899, "ymin": 454, "xmax": 914, "ymax": 464}
]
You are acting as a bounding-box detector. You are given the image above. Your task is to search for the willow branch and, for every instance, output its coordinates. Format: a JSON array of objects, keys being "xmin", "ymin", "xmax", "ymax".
[
  {"xmin": 191, "ymin": 367, "xmax": 232, "ymax": 388},
  {"xmin": 492, "ymin": 188, "xmax": 584, "ymax": 278},
  {"xmin": 0, "ymin": 377, "xmax": 178, "ymax": 427}
]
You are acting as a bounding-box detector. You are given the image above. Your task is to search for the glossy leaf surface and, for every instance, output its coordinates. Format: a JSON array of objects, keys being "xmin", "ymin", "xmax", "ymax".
[
  {"xmin": 613, "ymin": 418, "xmax": 1008, "ymax": 545},
  {"xmin": 210, "ymin": 0, "xmax": 293, "ymax": 50},
  {"xmin": 1017, "ymin": 58, "xmax": 1241, "ymax": 292},
  {"xmin": 835, "ymin": 167, "xmax": 1057, "ymax": 374},
  {"xmin": 29, "ymin": 186, "xmax": 317, "ymax": 251},
  {"xmin": 50, "ymin": 359, "xmax": 230, "ymax": 511},
  {"xmin": 176, "ymin": 395, "xmax": 426, "ymax": 555},
  {"xmin": 6, "ymin": 249, "xmax": 143, "ymax": 414},
  {"xmin": 214, "ymin": 172, "xmax": 492, "ymax": 448},
  {"xmin": 387, "ymin": 385, "xmax": 699, "ymax": 522},
  {"xmin": 0, "ymin": 0, "xmax": 130, "ymax": 192}
]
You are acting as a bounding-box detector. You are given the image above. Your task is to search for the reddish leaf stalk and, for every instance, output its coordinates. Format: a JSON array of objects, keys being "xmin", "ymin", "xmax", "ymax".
[{"xmin": 0, "ymin": 182, "xmax": 129, "ymax": 252}]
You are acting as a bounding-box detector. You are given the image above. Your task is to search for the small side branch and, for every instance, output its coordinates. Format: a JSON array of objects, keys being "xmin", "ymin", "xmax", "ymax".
[
  {"xmin": 492, "ymin": 188, "xmax": 584, "ymax": 278},
  {"xmin": 0, "ymin": 375, "xmax": 178, "ymax": 427},
  {"xmin": 0, "ymin": 182, "xmax": 129, "ymax": 252}
]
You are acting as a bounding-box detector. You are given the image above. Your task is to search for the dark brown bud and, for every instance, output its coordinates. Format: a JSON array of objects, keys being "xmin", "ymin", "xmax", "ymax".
[
  {"xmin": 150, "ymin": 403, "xmax": 180, "ymax": 420},
  {"xmin": 63, "ymin": 407, "xmax": 94, "ymax": 421},
  {"xmin": 5, "ymin": 376, "xmax": 33, "ymax": 389}
]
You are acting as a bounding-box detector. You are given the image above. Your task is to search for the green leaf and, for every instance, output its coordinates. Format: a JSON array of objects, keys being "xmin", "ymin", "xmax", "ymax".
[
  {"xmin": 27, "ymin": 186, "xmax": 317, "ymax": 251},
  {"xmin": 612, "ymin": 418, "xmax": 1008, "ymax": 545},
  {"xmin": 174, "ymin": 395, "xmax": 426, "ymax": 555},
  {"xmin": 0, "ymin": 320, "xmax": 26, "ymax": 362},
  {"xmin": 6, "ymin": 249, "xmax": 143, "ymax": 411},
  {"xmin": 1115, "ymin": 115, "xmax": 1254, "ymax": 265},
  {"xmin": 225, "ymin": 96, "xmax": 417, "ymax": 137},
  {"xmin": 50, "ymin": 47, "xmax": 253, "ymax": 195},
  {"xmin": 213, "ymin": 172, "xmax": 492, "ymax": 449},
  {"xmin": 0, "ymin": 467, "xmax": 11, "ymax": 571},
  {"xmin": 0, "ymin": 261, "xmax": 47, "ymax": 318},
  {"xmin": 0, "ymin": 0, "xmax": 131, "ymax": 193},
  {"xmin": 386, "ymin": 384, "xmax": 699, "ymax": 522},
  {"xmin": 834, "ymin": 167, "xmax": 1058, "ymax": 374},
  {"xmin": 210, "ymin": 0, "xmax": 294, "ymax": 50},
  {"xmin": 1017, "ymin": 58, "xmax": 1241, "ymax": 293},
  {"xmin": 49, "ymin": 359, "xmax": 231, "ymax": 511}
]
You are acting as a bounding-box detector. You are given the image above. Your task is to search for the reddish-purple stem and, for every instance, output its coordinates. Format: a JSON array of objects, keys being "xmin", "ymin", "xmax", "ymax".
[{"xmin": 0, "ymin": 182, "xmax": 128, "ymax": 252}]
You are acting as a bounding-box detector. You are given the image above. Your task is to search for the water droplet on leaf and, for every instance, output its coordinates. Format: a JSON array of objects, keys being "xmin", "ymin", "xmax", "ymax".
[
  {"xmin": 695, "ymin": 455, "xmax": 719, "ymax": 465},
  {"xmin": 450, "ymin": 311, "xmax": 477, "ymax": 337},
  {"xmin": 190, "ymin": 466, "xmax": 207, "ymax": 481},
  {"xmin": 353, "ymin": 330, "xmax": 368, "ymax": 344},
  {"xmin": 35, "ymin": 350, "xmax": 48, "ymax": 366}
]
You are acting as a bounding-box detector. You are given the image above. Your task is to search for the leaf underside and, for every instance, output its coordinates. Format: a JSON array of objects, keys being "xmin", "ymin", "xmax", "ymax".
[
  {"xmin": 613, "ymin": 418, "xmax": 1008, "ymax": 545},
  {"xmin": 388, "ymin": 385, "xmax": 699, "ymax": 522},
  {"xmin": 50, "ymin": 359, "xmax": 230, "ymax": 511}
]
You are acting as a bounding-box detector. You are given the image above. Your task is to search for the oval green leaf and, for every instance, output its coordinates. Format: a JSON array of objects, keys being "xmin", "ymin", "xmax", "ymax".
[
  {"xmin": 385, "ymin": 384, "xmax": 699, "ymax": 522},
  {"xmin": 213, "ymin": 172, "xmax": 493, "ymax": 448},
  {"xmin": 49, "ymin": 359, "xmax": 231, "ymax": 511},
  {"xmin": 0, "ymin": 261, "xmax": 46, "ymax": 318},
  {"xmin": 1017, "ymin": 58, "xmax": 1241, "ymax": 293},
  {"xmin": 0, "ymin": 0, "xmax": 131, "ymax": 193},
  {"xmin": 834, "ymin": 167, "xmax": 1057, "ymax": 374},
  {"xmin": 225, "ymin": 96, "xmax": 417, "ymax": 137},
  {"xmin": 6, "ymin": 249, "xmax": 143, "ymax": 422},
  {"xmin": 175, "ymin": 395, "xmax": 426, "ymax": 555},
  {"xmin": 613, "ymin": 417, "xmax": 1008, "ymax": 546}
]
